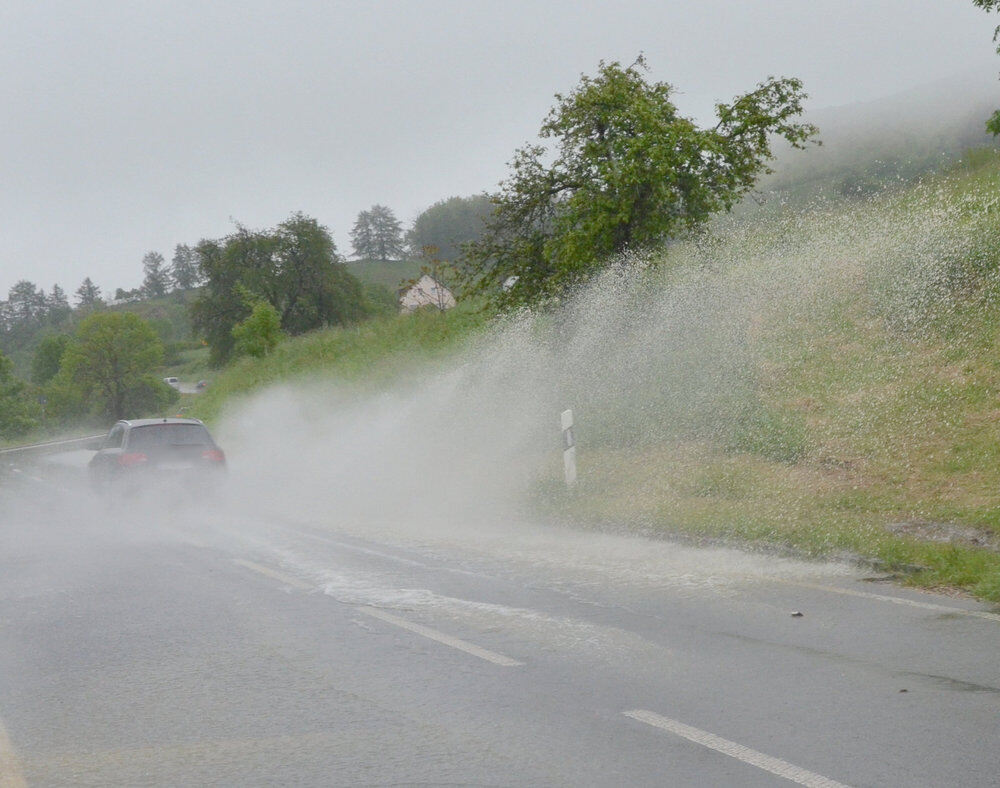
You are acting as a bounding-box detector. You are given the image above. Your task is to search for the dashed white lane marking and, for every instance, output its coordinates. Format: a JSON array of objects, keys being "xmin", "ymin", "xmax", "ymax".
[
  {"xmin": 623, "ymin": 710, "xmax": 851, "ymax": 788},
  {"xmin": 233, "ymin": 559, "xmax": 523, "ymax": 667},
  {"xmin": 0, "ymin": 713, "xmax": 27, "ymax": 788},
  {"xmin": 359, "ymin": 607, "xmax": 524, "ymax": 667},
  {"xmin": 233, "ymin": 559, "xmax": 314, "ymax": 591},
  {"xmin": 779, "ymin": 580, "xmax": 1000, "ymax": 622}
]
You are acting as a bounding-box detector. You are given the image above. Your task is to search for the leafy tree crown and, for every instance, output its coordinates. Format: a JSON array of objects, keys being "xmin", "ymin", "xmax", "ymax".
[
  {"xmin": 406, "ymin": 195, "xmax": 493, "ymax": 261},
  {"xmin": 142, "ymin": 251, "xmax": 170, "ymax": 298},
  {"xmin": 462, "ymin": 57, "xmax": 817, "ymax": 308},
  {"xmin": 351, "ymin": 205, "xmax": 405, "ymax": 261},
  {"xmin": 192, "ymin": 213, "xmax": 369, "ymax": 365},
  {"xmin": 58, "ymin": 311, "xmax": 170, "ymax": 421},
  {"xmin": 75, "ymin": 277, "xmax": 102, "ymax": 307}
]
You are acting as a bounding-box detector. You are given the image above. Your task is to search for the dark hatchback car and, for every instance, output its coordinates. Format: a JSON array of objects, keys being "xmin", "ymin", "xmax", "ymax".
[{"xmin": 88, "ymin": 418, "xmax": 226, "ymax": 494}]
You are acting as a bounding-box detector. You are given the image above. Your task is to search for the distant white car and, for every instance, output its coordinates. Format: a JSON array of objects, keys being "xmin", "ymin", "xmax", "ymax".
[{"xmin": 163, "ymin": 377, "xmax": 180, "ymax": 389}]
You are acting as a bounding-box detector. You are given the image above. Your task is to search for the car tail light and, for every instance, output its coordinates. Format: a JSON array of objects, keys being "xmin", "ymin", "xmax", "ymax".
[
  {"xmin": 202, "ymin": 448, "xmax": 226, "ymax": 462},
  {"xmin": 118, "ymin": 452, "xmax": 148, "ymax": 467}
]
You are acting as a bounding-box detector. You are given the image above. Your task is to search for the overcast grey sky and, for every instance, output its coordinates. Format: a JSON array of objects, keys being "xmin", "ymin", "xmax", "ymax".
[{"xmin": 1, "ymin": 0, "xmax": 996, "ymax": 297}]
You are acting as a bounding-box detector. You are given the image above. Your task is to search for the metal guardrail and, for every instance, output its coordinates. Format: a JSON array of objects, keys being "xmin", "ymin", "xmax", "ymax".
[{"xmin": 0, "ymin": 434, "xmax": 104, "ymax": 460}]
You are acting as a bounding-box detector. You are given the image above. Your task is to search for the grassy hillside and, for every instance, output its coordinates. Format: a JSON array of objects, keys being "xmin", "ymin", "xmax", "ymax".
[
  {"xmin": 187, "ymin": 303, "xmax": 486, "ymax": 424},
  {"xmin": 540, "ymin": 150, "xmax": 1000, "ymax": 600},
  {"xmin": 185, "ymin": 151, "xmax": 1000, "ymax": 602}
]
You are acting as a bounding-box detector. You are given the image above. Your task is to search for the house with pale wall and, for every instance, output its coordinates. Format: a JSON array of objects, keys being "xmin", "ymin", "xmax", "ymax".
[{"xmin": 398, "ymin": 274, "xmax": 456, "ymax": 313}]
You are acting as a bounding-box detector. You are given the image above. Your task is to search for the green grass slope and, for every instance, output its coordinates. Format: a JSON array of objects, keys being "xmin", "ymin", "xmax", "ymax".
[
  {"xmin": 188, "ymin": 304, "xmax": 486, "ymax": 424},
  {"xmin": 541, "ymin": 150, "xmax": 1000, "ymax": 601},
  {"xmin": 186, "ymin": 152, "xmax": 1000, "ymax": 602}
]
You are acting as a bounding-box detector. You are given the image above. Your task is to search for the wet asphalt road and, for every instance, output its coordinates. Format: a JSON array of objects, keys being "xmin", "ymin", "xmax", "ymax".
[{"xmin": 1, "ymin": 478, "xmax": 999, "ymax": 787}]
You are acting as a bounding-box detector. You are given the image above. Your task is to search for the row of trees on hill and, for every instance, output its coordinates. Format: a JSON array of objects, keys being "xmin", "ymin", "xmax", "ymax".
[
  {"xmin": 1, "ymin": 245, "xmax": 202, "ymax": 345},
  {"xmin": 0, "ymin": 281, "xmax": 72, "ymax": 330},
  {"xmin": 1, "ymin": 210, "xmax": 395, "ymax": 382},
  {"xmin": 12, "ymin": 34, "xmax": 1000, "ymax": 441},
  {"xmin": 2, "ymin": 196, "xmax": 492, "ymax": 340},
  {"xmin": 0, "ymin": 264, "xmax": 189, "ymax": 378},
  {"xmin": 115, "ymin": 244, "xmax": 203, "ymax": 302},
  {"xmin": 0, "ymin": 278, "xmax": 108, "ymax": 329},
  {"xmin": 0, "ymin": 279, "xmax": 99, "ymax": 367},
  {"xmin": 1, "ymin": 243, "xmax": 202, "ymax": 339}
]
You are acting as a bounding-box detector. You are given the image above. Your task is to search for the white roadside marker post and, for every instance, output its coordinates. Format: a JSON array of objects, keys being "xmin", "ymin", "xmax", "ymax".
[{"xmin": 561, "ymin": 408, "xmax": 577, "ymax": 487}]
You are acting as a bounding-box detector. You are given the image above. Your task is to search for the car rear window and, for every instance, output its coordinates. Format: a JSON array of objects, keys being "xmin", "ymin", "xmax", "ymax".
[{"xmin": 127, "ymin": 424, "xmax": 213, "ymax": 449}]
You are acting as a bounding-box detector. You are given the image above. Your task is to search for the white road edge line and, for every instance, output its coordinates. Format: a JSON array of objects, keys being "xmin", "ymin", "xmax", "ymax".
[
  {"xmin": 778, "ymin": 580, "xmax": 1000, "ymax": 622},
  {"xmin": 623, "ymin": 710, "xmax": 851, "ymax": 788},
  {"xmin": 0, "ymin": 713, "xmax": 27, "ymax": 788},
  {"xmin": 232, "ymin": 559, "xmax": 314, "ymax": 591},
  {"xmin": 359, "ymin": 607, "xmax": 524, "ymax": 667}
]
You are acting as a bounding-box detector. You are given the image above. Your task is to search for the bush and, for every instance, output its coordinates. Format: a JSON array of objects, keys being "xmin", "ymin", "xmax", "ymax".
[
  {"xmin": 362, "ymin": 282, "xmax": 400, "ymax": 316},
  {"xmin": 30, "ymin": 334, "xmax": 70, "ymax": 385},
  {"xmin": 232, "ymin": 301, "xmax": 283, "ymax": 358},
  {"xmin": 0, "ymin": 350, "xmax": 40, "ymax": 439}
]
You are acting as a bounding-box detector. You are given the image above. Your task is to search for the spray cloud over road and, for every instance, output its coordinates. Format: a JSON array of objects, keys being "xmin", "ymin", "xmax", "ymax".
[
  {"xmin": 3, "ymin": 170, "xmax": 995, "ymax": 602},
  {"xmin": 211, "ymin": 169, "xmax": 997, "ymax": 579}
]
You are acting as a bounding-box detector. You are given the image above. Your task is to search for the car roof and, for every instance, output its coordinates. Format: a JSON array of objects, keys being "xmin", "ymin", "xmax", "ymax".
[{"xmin": 118, "ymin": 418, "xmax": 206, "ymax": 428}]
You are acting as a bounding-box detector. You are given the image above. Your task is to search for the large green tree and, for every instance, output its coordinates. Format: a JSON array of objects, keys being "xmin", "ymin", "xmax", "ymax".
[
  {"xmin": 974, "ymin": 0, "xmax": 1000, "ymax": 134},
  {"xmin": 58, "ymin": 312, "xmax": 174, "ymax": 421},
  {"xmin": 405, "ymin": 195, "xmax": 493, "ymax": 261},
  {"xmin": 192, "ymin": 213, "xmax": 369, "ymax": 364},
  {"xmin": 350, "ymin": 205, "xmax": 405, "ymax": 261},
  {"xmin": 462, "ymin": 58, "xmax": 817, "ymax": 308}
]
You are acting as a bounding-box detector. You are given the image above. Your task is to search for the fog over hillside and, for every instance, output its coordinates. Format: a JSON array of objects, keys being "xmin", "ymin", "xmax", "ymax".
[{"xmin": 756, "ymin": 70, "xmax": 1000, "ymax": 203}]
